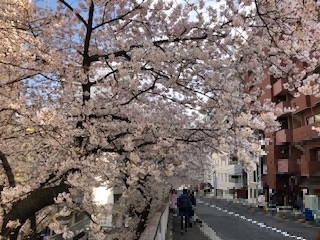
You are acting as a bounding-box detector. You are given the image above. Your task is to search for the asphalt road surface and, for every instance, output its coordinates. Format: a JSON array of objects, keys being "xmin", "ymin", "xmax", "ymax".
[{"xmin": 195, "ymin": 197, "xmax": 319, "ymax": 240}]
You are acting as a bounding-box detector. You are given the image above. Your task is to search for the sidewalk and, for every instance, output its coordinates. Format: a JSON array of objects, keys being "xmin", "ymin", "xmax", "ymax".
[{"xmin": 171, "ymin": 214, "xmax": 212, "ymax": 240}]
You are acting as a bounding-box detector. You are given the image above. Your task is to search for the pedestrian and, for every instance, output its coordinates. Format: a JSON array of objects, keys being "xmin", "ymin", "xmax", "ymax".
[
  {"xmin": 295, "ymin": 195, "xmax": 303, "ymax": 211},
  {"xmin": 188, "ymin": 190, "xmax": 196, "ymax": 228},
  {"xmin": 177, "ymin": 188, "xmax": 192, "ymax": 234},
  {"xmin": 170, "ymin": 189, "xmax": 178, "ymax": 216}
]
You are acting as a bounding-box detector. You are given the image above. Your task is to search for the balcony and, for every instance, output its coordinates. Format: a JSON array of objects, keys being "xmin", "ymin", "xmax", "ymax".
[
  {"xmin": 293, "ymin": 122, "xmax": 320, "ymax": 143},
  {"xmin": 273, "ymin": 78, "xmax": 288, "ymax": 96},
  {"xmin": 291, "ymin": 95, "xmax": 310, "ymax": 114},
  {"xmin": 300, "ymin": 160, "xmax": 320, "ymax": 176},
  {"xmin": 310, "ymin": 95, "xmax": 320, "ymax": 107},
  {"xmin": 275, "ymin": 129, "xmax": 293, "ymax": 144},
  {"xmin": 277, "ymin": 158, "xmax": 299, "ymax": 174},
  {"xmin": 275, "ymin": 101, "xmax": 291, "ymax": 117}
]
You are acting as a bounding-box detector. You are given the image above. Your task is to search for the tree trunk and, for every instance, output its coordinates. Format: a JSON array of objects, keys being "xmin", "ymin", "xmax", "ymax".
[
  {"xmin": 29, "ymin": 214, "xmax": 37, "ymax": 240},
  {"xmin": 1, "ymin": 182, "xmax": 70, "ymax": 239},
  {"xmin": 134, "ymin": 198, "xmax": 152, "ymax": 240}
]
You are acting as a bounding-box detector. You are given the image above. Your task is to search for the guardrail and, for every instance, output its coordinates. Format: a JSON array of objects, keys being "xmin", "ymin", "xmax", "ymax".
[
  {"xmin": 51, "ymin": 217, "xmax": 90, "ymax": 240},
  {"xmin": 139, "ymin": 201, "xmax": 170, "ymax": 240},
  {"xmin": 50, "ymin": 200, "xmax": 170, "ymax": 240}
]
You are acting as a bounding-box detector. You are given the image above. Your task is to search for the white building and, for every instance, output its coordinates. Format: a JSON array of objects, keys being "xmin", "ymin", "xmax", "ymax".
[
  {"xmin": 211, "ymin": 152, "xmax": 263, "ymax": 202},
  {"xmin": 211, "ymin": 153, "xmax": 244, "ymax": 199},
  {"xmin": 247, "ymin": 154, "xmax": 264, "ymax": 204},
  {"xmin": 92, "ymin": 187, "xmax": 115, "ymax": 228}
]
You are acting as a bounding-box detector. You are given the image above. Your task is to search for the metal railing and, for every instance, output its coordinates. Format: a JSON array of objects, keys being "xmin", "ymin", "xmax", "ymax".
[
  {"xmin": 51, "ymin": 217, "xmax": 90, "ymax": 240},
  {"xmin": 50, "ymin": 200, "xmax": 170, "ymax": 240}
]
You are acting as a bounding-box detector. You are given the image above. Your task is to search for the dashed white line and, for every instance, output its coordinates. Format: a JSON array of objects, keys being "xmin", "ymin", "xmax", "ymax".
[
  {"xmin": 195, "ymin": 214, "xmax": 222, "ymax": 240},
  {"xmin": 198, "ymin": 200, "xmax": 307, "ymax": 240}
]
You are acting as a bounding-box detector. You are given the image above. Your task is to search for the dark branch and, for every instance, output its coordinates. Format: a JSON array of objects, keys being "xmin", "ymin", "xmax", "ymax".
[
  {"xmin": 58, "ymin": 0, "xmax": 88, "ymax": 27},
  {"xmin": 0, "ymin": 151, "xmax": 16, "ymax": 188},
  {"xmin": 1, "ymin": 182, "xmax": 70, "ymax": 238}
]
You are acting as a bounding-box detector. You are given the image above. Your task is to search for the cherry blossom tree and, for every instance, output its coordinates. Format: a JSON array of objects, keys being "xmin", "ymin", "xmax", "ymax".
[
  {"xmin": 234, "ymin": 0, "xmax": 320, "ymax": 101},
  {"xmin": 1, "ymin": 0, "xmax": 310, "ymax": 239}
]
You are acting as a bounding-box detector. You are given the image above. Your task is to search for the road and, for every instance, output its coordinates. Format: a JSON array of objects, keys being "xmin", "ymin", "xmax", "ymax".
[{"xmin": 194, "ymin": 197, "xmax": 320, "ymax": 240}]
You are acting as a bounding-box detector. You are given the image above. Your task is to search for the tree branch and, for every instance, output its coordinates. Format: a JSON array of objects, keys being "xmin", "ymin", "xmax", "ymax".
[
  {"xmin": 58, "ymin": 0, "xmax": 88, "ymax": 27},
  {"xmin": 1, "ymin": 182, "xmax": 70, "ymax": 238},
  {"xmin": 0, "ymin": 151, "xmax": 16, "ymax": 188}
]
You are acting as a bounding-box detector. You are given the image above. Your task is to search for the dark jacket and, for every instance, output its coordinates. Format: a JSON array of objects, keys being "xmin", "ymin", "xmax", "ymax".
[
  {"xmin": 189, "ymin": 193, "xmax": 196, "ymax": 216},
  {"xmin": 177, "ymin": 193, "xmax": 192, "ymax": 216}
]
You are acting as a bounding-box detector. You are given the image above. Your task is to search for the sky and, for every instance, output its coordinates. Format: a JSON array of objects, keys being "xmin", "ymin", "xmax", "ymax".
[{"xmin": 33, "ymin": 0, "xmax": 223, "ymax": 10}]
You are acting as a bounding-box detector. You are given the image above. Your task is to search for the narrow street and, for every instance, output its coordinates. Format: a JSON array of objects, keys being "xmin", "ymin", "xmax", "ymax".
[
  {"xmin": 172, "ymin": 197, "xmax": 320, "ymax": 240},
  {"xmin": 193, "ymin": 197, "xmax": 319, "ymax": 240}
]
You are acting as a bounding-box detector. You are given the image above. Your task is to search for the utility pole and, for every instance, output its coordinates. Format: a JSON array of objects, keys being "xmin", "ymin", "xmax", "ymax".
[
  {"xmin": 255, "ymin": 162, "xmax": 259, "ymax": 205},
  {"xmin": 254, "ymin": 153, "xmax": 260, "ymax": 205}
]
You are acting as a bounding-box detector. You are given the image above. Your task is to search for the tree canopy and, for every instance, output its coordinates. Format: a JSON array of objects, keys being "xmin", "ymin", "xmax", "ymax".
[{"xmin": 0, "ymin": 0, "xmax": 318, "ymax": 239}]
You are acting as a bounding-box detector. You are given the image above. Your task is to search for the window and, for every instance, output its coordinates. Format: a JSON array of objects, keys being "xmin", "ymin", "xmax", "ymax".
[
  {"xmin": 270, "ymin": 75, "xmax": 277, "ymax": 85},
  {"xmin": 274, "ymin": 95, "xmax": 286, "ymax": 103},
  {"xmin": 306, "ymin": 116, "xmax": 315, "ymax": 125},
  {"xmin": 278, "ymin": 145, "xmax": 289, "ymax": 159},
  {"xmin": 292, "ymin": 114, "xmax": 302, "ymax": 128},
  {"xmin": 114, "ymin": 194, "xmax": 121, "ymax": 203},
  {"xmin": 278, "ymin": 117, "xmax": 288, "ymax": 129},
  {"xmin": 306, "ymin": 113, "xmax": 320, "ymax": 125},
  {"xmin": 229, "ymin": 175, "xmax": 240, "ymax": 183},
  {"xmin": 310, "ymin": 148, "xmax": 320, "ymax": 161}
]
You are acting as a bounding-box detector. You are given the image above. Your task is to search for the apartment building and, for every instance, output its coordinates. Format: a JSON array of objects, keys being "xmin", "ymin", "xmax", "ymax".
[
  {"xmin": 259, "ymin": 74, "xmax": 320, "ymax": 206},
  {"xmin": 211, "ymin": 153, "xmax": 244, "ymax": 198}
]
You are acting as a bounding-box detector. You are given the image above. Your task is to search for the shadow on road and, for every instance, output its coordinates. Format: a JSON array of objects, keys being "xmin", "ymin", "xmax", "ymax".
[{"xmin": 171, "ymin": 214, "xmax": 210, "ymax": 240}]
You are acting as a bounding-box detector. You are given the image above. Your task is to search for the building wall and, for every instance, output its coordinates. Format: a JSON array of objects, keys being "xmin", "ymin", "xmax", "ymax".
[
  {"xmin": 260, "ymin": 69, "xmax": 320, "ymax": 205},
  {"xmin": 300, "ymin": 142, "xmax": 320, "ymax": 176},
  {"xmin": 265, "ymin": 134, "xmax": 277, "ymax": 190},
  {"xmin": 212, "ymin": 153, "xmax": 244, "ymax": 198}
]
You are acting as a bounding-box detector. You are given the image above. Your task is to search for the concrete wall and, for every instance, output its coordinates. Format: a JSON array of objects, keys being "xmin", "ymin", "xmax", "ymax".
[{"xmin": 139, "ymin": 202, "xmax": 169, "ymax": 240}]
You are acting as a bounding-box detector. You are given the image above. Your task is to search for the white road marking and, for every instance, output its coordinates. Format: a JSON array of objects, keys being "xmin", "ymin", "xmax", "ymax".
[
  {"xmin": 195, "ymin": 214, "xmax": 222, "ymax": 240},
  {"xmin": 199, "ymin": 200, "xmax": 307, "ymax": 240}
]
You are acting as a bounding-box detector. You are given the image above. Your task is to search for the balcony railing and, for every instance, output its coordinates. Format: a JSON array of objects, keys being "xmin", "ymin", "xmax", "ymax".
[
  {"xmin": 275, "ymin": 129, "xmax": 293, "ymax": 144},
  {"xmin": 275, "ymin": 101, "xmax": 291, "ymax": 117},
  {"xmin": 300, "ymin": 160, "xmax": 320, "ymax": 176},
  {"xmin": 273, "ymin": 78, "xmax": 288, "ymax": 96},
  {"xmin": 52, "ymin": 217, "xmax": 90, "ymax": 240},
  {"xmin": 277, "ymin": 158, "xmax": 299, "ymax": 173},
  {"xmin": 293, "ymin": 122, "xmax": 320, "ymax": 143},
  {"xmin": 291, "ymin": 95, "xmax": 310, "ymax": 114},
  {"xmin": 310, "ymin": 95, "xmax": 320, "ymax": 107}
]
